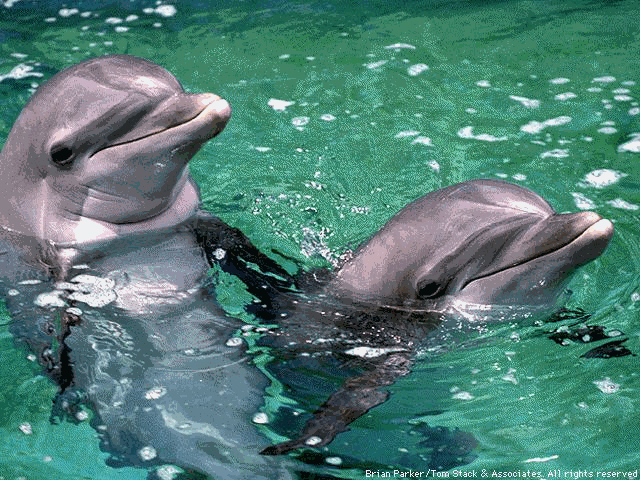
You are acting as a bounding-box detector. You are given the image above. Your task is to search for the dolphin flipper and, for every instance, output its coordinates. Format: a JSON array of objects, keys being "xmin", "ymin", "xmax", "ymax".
[
  {"xmin": 261, "ymin": 352, "xmax": 412, "ymax": 455},
  {"xmin": 194, "ymin": 211, "xmax": 295, "ymax": 303}
]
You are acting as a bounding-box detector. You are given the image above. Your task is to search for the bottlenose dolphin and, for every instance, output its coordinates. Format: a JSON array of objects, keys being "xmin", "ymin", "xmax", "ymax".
[
  {"xmin": 328, "ymin": 179, "xmax": 613, "ymax": 309},
  {"xmin": 260, "ymin": 179, "xmax": 614, "ymax": 458},
  {"xmin": 0, "ymin": 54, "xmax": 297, "ymax": 479}
]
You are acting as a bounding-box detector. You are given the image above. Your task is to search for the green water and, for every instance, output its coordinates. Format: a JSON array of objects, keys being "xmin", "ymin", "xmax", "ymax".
[{"xmin": 1, "ymin": 0, "xmax": 639, "ymax": 478}]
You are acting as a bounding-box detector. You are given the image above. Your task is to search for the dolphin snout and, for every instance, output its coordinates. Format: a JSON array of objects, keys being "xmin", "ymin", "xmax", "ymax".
[{"xmin": 192, "ymin": 94, "xmax": 232, "ymax": 138}]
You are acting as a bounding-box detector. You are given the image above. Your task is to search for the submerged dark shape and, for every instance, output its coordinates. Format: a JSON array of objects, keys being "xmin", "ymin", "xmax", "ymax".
[
  {"xmin": 0, "ymin": 54, "xmax": 615, "ymax": 475},
  {"xmin": 581, "ymin": 339, "xmax": 633, "ymax": 359}
]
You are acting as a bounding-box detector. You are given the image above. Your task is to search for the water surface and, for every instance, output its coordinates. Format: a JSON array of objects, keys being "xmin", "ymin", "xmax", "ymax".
[{"xmin": 0, "ymin": 1, "xmax": 639, "ymax": 478}]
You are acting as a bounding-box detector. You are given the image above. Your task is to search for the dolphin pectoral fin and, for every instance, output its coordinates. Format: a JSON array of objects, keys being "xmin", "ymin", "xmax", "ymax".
[
  {"xmin": 261, "ymin": 386, "xmax": 389, "ymax": 455},
  {"xmin": 194, "ymin": 211, "xmax": 295, "ymax": 300},
  {"xmin": 261, "ymin": 353, "xmax": 412, "ymax": 455}
]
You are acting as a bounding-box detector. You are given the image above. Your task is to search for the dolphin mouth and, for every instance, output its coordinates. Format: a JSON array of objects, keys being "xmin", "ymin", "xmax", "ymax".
[
  {"xmin": 461, "ymin": 213, "xmax": 614, "ymax": 290},
  {"xmin": 89, "ymin": 93, "xmax": 231, "ymax": 159}
]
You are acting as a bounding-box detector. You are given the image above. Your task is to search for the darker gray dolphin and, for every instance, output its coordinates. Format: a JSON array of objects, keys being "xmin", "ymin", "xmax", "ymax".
[
  {"xmin": 0, "ymin": 55, "xmax": 298, "ymax": 480},
  {"xmin": 260, "ymin": 179, "xmax": 614, "ymax": 457},
  {"xmin": 329, "ymin": 179, "xmax": 614, "ymax": 311}
]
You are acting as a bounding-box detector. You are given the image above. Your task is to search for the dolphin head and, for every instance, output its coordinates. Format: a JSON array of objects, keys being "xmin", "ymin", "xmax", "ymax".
[
  {"xmin": 0, "ymin": 54, "xmax": 231, "ymax": 246},
  {"xmin": 330, "ymin": 179, "xmax": 613, "ymax": 310}
]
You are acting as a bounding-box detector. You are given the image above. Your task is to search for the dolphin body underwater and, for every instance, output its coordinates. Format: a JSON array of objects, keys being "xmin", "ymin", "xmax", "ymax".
[{"xmin": 0, "ymin": 55, "xmax": 614, "ymax": 477}]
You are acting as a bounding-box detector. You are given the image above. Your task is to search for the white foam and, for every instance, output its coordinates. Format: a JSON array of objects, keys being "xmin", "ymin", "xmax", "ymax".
[
  {"xmin": 0, "ymin": 64, "xmax": 44, "ymax": 82},
  {"xmin": 55, "ymin": 275, "xmax": 117, "ymax": 308},
  {"xmin": 509, "ymin": 95, "xmax": 540, "ymax": 108},
  {"xmin": 458, "ymin": 126, "xmax": 507, "ymax": 142},
  {"xmin": 105, "ymin": 17, "xmax": 123, "ymax": 24},
  {"xmin": 411, "ymin": 136, "xmax": 432, "ymax": 146},
  {"xmin": 364, "ymin": 60, "xmax": 387, "ymax": 70},
  {"xmin": 606, "ymin": 198, "xmax": 639, "ymax": 210},
  {"xmin": 252, "ymin": 412, "xmax": 269, "ymax": 424},
  {"xmin": 618, "ymin": 134, "xmax": 640, "ymax": 152},
  {"xmin": 593, "ymin": 377, "xmax": 619, "ymax": 394},
  {"xmin": 613, "ymin": 88, "xmax": 630, "ymax": 94},
  {"xmin": 268, "ymin": 98, "xmax": 294, "ymax": 112},
  {"xmin": 476, "ymin": 80, "xmax": 491, "ymax": 87},
  {"xmin": 549, "ymin": 77, "xmax": 570, "ymax": 84},
  {"xmin": 145, "ymin": 386, "xmax": 167, "ymax": 400},
  {"xmin": 554, "ymin": 92, "xmax": 576, "ymax": 101},
  {"xmin": 291, "ymin": 116, "xmax": 309, "ymax": 127},
  {"xmin": 138, "ymin": 446, "xmax": 157, "ymax": 461},
  {"xmin": 384, "ymin": 43, "xmax": 416, "ymax": 50},
  {"xmin": 540, "ymin": 149, "xmax": 569, "ymax": 158},
  {"xmin": 501, "ymin": 368, "xmax": 518, "ymax": 384},
  {"xmin": 155, "ymin": 5, "xmax": 177, "ymax": 17},
  {"xmin": 571, "ymin": 192, "xmax": 596, "ymax": 210},
  {"xmin": 34, "ymin": 291, "xmax": 66, "ymax": 308},
  {"xmin": 581, "ymin": 169, "xmax": 627, "ymax": 188},
  {"xmin": 58, "ymin": 8, "xmax": 79, "ymax": 16},
  {"xmin": 19, "ymin": 423, "xmax": 32, "ymax": 435},
  {"xmin": 592, "ymin": 76, "xmax": 616, "ymax": 83},
  {"xmin": 452, "ymin": 391, "xmax": 474, "ymax": 400},
  {"xmin": 305, "ymin": 436, "xmax": 323, "ymax": 446},
  {"xmin": 344, "ymin": 346, "xmax": 407, "ymax": 358},
  {"xmin": 395, "ymin": 130, "xmax": 419, "ymax": 138},
  {"xmin": 407, "ymin": 63, "xmax": 429, "ymax": 76},
  {"xmin": 520, "ymin": 116, "xmax": 571, "ymax": 134}
]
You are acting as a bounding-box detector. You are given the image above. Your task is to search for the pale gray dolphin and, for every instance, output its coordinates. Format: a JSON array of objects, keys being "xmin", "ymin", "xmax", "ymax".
[
  {"xmin": 0, "ymin": 55, "xmax": 298, "ymax": 480},
  {"xmin": 0, "ymin": 55, "xmax": 229, "ymax": 249}
]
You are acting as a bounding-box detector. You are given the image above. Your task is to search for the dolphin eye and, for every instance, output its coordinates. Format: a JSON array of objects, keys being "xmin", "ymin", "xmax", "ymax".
[
  {"xmin": 416, "ymin": 280, "xmax": 444, "ymax": 299},
  {"xmin": 50, "ymin": 145, "xmax": 74, "ymax": 167}
]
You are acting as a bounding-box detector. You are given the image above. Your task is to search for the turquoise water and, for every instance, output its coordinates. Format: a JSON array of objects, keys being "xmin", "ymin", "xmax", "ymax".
[{"xmin": 1, "ymin": 0, "xmax": 639, "ymax": 478}]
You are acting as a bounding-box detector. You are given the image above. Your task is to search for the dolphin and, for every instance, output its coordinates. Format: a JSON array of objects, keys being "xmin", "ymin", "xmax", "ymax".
[
  {"xmin": 0, "ymin": 54, "xmax": 297, "ymax": 479},
  {"xmin": 259, "ymin": 179, "xmax": 614, "ymax": 458},
  {"xmin": 328, "ymin": 179, "xmax": 614, "ymax": 309}
]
